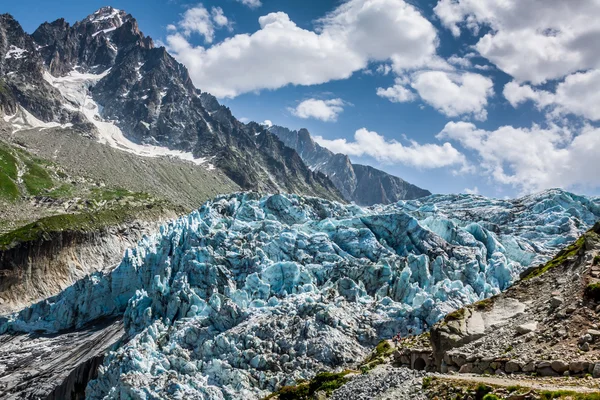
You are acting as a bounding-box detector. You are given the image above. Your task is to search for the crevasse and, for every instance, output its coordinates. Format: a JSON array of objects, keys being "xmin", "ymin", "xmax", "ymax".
[{"xmin": 1, "ymin": 189, "xmax": 598, "ymax": 399}]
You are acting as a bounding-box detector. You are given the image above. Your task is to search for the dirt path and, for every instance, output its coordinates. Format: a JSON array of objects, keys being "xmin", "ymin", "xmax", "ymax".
[{"xmin": 433, "ymin": 373, "xmax": 600, "ymax": 394}]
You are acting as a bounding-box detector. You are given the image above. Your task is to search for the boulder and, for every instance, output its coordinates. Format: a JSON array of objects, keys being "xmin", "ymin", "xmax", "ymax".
[
  {"xmin": 515, "ymin": 322, "xmax": 537, "ymax": 335},
  {"xmin": 593, "ymin": 363, "xmax": 600, "ymax": 378},
  {"xmin": 579, "ymin": 334, "xmax": 592, "ymax": 344},
  {"xmin": 459, "ymin": 363, "xmax": 473, "ymax": 374},
  {"xmin": 569, "ymin": 361, "xmax": 589, "ymax": 374},
  {"xmin": 587, "ymin": 329, "xmax": 600, "ymax": 340},
  {"xmin": 522, "ymin": 361, "xmax": 536, "ymax": 372},
  {"xmin": 551, "ymin": 360, "xmax": 569, "ymax": 373},
  {"xmin": 451, "ymin": 353, "xmax": 467, "ymax": 367},
  {"xmin": 505, "ymin": 360, "xmax": 522, "ymax": 373},
  {"xmin": 550, "ymin": 296, "xmax": 564, "ymax": 308}
]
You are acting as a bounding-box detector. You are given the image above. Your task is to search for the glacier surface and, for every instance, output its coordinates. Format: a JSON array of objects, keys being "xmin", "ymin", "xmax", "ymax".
[{"xmin": 1, "ymin": 189, "xmax": 599, "ymax": 399}]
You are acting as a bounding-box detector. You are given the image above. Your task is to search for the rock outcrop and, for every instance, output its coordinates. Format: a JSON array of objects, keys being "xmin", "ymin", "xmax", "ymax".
[{"xmin": 429, "ymin": 222, "xmax": 600, "ymax": 377}]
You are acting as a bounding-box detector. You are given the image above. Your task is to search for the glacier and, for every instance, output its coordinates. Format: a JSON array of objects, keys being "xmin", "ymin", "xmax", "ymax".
[{"xmin": 1, "ymin": 189, "xmax": 599, "ymax": 399}]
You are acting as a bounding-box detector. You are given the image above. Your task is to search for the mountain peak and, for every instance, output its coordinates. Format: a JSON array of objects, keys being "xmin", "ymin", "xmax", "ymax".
[{"xmin": 81, "ymin": 6, "xmax": 129, "ymax": 36}]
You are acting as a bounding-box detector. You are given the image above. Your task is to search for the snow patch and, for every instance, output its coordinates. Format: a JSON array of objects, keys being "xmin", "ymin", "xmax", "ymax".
[
  {"xmin": 4, "ymin": 46, "xmax": 27, "ymax": 60},
  {"xmin": 43, "ymin": 69, "xmax": 214, "ymax": 169},
  {"xmin": 92, "ymin": 27, "xmax": 117, "ymax": 37},
  {"xmin": 3, "ymin": 107, "xmax": 72, "ymax": 133}
]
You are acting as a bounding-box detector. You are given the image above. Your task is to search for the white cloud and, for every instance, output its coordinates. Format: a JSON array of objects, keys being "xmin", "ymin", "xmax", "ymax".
[
  {"xmin": 165, "ymin": 0, "xmax": 440, "ymax": 98},
  {"xmin": 377, "ymin": 70, "xmax": 494, "ymax": 119},
  {"xmin": 313, "ymin": 128, "xmax": 467, "ymax": 169},
  {"xmin": 289, "ymin": 98, "xmax": 346, "ymax": 122},
  {"xmin": 236, "ymin": 0, "xmax": 262, "ymax": 9},
  {"xmin": 464, "ymin": 187, "xmax": 479, "ymax": 195},
  {"xmin": 376, "ymin": 79, "xmax": 415, "ymax": 103},
  {"xmin": 438, "ymin": 121, "xmax": 600, "ymax": 193},
  {"xmin": 504, "ymin": 69, "xmax": 600, "ymax": 121},
  {"xmin": 412, "ymin": 71, "xmax": 494, "ymax": 120},
  {"xmin": 211, "ymin": 7, "xmax": 231, "ymax": 29},
  {"xmin": 261, "ymin": 119, "xmax": 273, "ymax": 127},
  {"xmin": 434, "ymin": 0, "xmax": 600, "ymax": 84},
  {"xmin": 175, "ymin": 5, "xmax": 231, "ymax": 44},
  {"xmin": 376, "ymin": 64, "xmax": 392, "ymax": 75},
  {"xmin": 447, "ymin": 54, "xmax": 471, "ymax": 68}
]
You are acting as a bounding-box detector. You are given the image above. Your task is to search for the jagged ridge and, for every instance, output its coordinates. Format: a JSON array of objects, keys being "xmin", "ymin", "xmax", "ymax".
[{"xmin": 270, "ymin": 125, "xmax": 431, "ymax": 205}]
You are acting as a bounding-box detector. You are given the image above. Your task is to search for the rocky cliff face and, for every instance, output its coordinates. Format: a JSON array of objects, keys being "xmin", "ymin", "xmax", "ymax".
[
  {"xmin": 270, "ymin": 125, "xmax": 431, "ymax": 205},
  {"xmin": 0, "ymin": 217, "xmax": 174, "ymax": 314},
  {"xmin": 0, "ymin": 8, "xmax": 342, "ymax": 201}
]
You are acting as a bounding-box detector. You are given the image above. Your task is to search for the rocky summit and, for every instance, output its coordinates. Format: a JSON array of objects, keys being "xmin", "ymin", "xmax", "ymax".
[{"xmin": 1, "ymin": 189, "xmax": 598, "ymax": 399}]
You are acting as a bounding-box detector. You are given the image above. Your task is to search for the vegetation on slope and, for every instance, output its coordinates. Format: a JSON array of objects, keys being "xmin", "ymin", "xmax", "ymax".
[{"xmin": 0, "ymin": 140, "xmax": 179, "ymax": 248}]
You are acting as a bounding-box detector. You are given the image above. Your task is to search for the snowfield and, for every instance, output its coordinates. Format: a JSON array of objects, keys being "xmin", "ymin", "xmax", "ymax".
[
  {"xmin": 41, "ymin": 69, "xmax": 215, "ymax": 169},
  {"xmin": 1, "ymin": 189, "xmax": 599, "ymax": 399}
]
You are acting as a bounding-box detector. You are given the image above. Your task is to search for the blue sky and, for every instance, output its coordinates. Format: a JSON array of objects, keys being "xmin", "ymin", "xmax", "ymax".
[{"xmin": 4, "ymin": 0, "xmax": 600, "ymax": 198}]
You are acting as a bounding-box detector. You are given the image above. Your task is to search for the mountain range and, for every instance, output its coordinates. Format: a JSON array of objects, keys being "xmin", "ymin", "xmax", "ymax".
[
  {"xmin": 0, "ymin": 6, "xmax": 430, "ymax": 210},
  {"xmin": 269, "ymin": 125, "xmax": 431, "ymax": 205}
]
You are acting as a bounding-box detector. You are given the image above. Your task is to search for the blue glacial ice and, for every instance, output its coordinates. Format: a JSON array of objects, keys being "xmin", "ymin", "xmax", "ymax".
[{"xmin": 1, "ymin": 189, "xmax": 599, "ymax": 399}]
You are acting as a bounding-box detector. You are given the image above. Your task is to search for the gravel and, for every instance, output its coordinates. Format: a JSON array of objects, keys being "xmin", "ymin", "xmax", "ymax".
[{"xmin": 331, "ymin": 366, "xmax": 428, "ymax": 400}]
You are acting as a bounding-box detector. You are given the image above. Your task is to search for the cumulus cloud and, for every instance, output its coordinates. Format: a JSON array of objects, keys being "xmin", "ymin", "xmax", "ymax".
[
  {"xmin": 376, "ymin": 79, "xmax": 416, "ymax": 103},
  {"xmin": 438, "ymin": 121, "xmax": 600, "ymax": 193},
  {"xmin": 261, "ymin": 119, "xmax": 273, "ymax": 127},
  {"xmin": 411, "ymin": 71, "xmax": 494, "ymax": 120},
  {"xmin": 289, "ymin": 99, "xmax": 346, "ymax": 122},
  {"xmin": 236, "ymin": 0, "xmax": 262, "ymax": 8},
  {"xmin": 377, "ymin": 71, "xmax": 494, "ymax": 120},
  {"xmin": 165, "ymin": 0, "xmax": 440, "ymax": 97},
  {"xmin": 175, "ymin": 5, "xmax": 231, "ymax": 43},
  {"xmin": 464, "ymin": 187, "xmax": 479, "ymax": 195},
  {"xmin": 434, "ymin": 0, "xmax": 600, "ymax": 85},
  {"xmin": 313, "ymin": 128, "xmax": 467, "ymax": 169},
  {"xmin": 504, "ymin": 69, "xmax": 600, "ymax": 121}
]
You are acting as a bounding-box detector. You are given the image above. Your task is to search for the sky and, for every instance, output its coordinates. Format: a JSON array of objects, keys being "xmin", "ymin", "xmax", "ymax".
[{"xmin": 4, "ymin": 0, "xmax": 600, "ymax": 198}]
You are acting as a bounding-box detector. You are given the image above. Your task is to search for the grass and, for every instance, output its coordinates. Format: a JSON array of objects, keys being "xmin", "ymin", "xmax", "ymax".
[
  {"xmin": 445, "ymin": 307, "xmax": 466, "ymax": 322},
  {"xmin": 0, "ymin": 170, "xmax": 19, "ymax": 201},
  {"xmin": 46, "ymin": 183, "xmax": 75, "ymax": 199},
  {"xmin": 90, "ymin": 187, "xmax": 152, "ymax": 202},
  {"xmin": 0, "ymin": 145, "xmax": 20, "ymax": 201},
  {"xmin": 0, "ymin": 146, "xmax": 18, "ymax": 180},
  {"xmin": 540, "ymin": 391, "xmax": 600, "ymax": 399},
  {"xmin": 585, "ymin": 283, "xmax": 600, "ymax": 301},
  {"xmin": 522, "ymin": 234, "xmax": 588, "ymax": 280},
  {"xmin": 22, "ymin": 159, "xmax": 54, "ymax": 195},
  {"xmin": 482, "ymin": 395, "xmax": 501, "ymax": 400},
  {"xmin": 262, "ymin": 371, "xmax": 353, "ymax": 400},
  {"xmin": 0, "ymin": 205, "xmax": 159, "ymax": 250},
  {"xmin": 422, "ymin": 376, "xmax": 435, "ymax": 389},
  {"xmin": 594, "ymin": 255, "xmax": 600, "ymax": 266},
  {"xmin": 359, "ymin": 340, "xmax": 395, "ymax": 372}
]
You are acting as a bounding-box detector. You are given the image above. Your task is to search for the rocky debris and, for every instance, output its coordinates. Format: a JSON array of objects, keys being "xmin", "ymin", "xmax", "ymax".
[
  {"xmin": 425, "ymin": 221, "xmax": 600, "ymax": 382},
  {"xmin": 516, "ymin": 322, "xmax": 537, "ymax": 335},
  {"xmin": 330, "ymin": 365, "xmax": 428, "ymax": 400},
  {"xmin": 0, "ymin": 318, "xmax": 124, "ymax": 400},
  {"xmin": 269, "ymin": 125, "xmax": 430, "ymax": 205},
  {"xmin": 0, "ymin": 190, "xmax": 596, "ymax": 399},
  {"xmin": 423, "ymin": 375, "xmax": 600, "ymax": 400}
]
